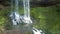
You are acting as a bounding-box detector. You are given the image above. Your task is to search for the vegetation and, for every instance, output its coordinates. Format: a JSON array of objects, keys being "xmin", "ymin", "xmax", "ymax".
[
  {"xmin": 0, "ymin": 0, "xmax": 60, "ymax": 34},
  {"xmin": 30, "ymin": 5, "xmax": 60, "ymax": 34}
]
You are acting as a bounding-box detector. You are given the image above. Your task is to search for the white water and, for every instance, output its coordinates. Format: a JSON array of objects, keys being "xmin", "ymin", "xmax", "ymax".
[
  {"xmin": 10, "ymin": 0, "xmax": 44, "ymax": 34},
  {"xmin": 15, "ymin": 0, "xmax": 19, "ymax": 12},
  {"xmin": 10, "ymin": 0, "xmax": 20, "ymax": 25},
  {"xmin": 10, "ymin": 0, "xmax": 32, "ymax": 25},
  {"xmin": 23, "ymin": 0, "xmax": 30, "ymax": 17},
  {"xmin": 23, "ymin": 0, "xmax": 44, "ymax": 34},
  {"xmin": 10, "ymin": 12, "xmax": 20, "ymax": 25},
  {"xmin": 23, "ymin": 0, "xmax": 32, "ymax": 24},
  {"xmin": 33, "ymin": 27, "xmax": 44, "ymax": 34},
  {"xmin": 11, "ymin": 0, "xmax": 13, "ymax": 11}
]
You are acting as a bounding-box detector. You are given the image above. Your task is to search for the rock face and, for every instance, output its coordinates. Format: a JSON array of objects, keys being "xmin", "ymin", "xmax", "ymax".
[
  {"xmin": 0, "ymin": 4, "xmax": 5, "ymax": 10},
  {"xmin": 31, "ymin": 0, "xmax": 55, "ymax": 2},
  {"xmin": 30, "ymin": 0, "xmax": 60, "ymax": 7},
  {"xmin": 0, "ymin": 0, "xmax": 59, "ymax": 7}
]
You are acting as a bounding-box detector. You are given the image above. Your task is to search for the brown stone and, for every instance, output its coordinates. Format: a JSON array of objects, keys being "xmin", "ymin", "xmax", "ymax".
[{"xmin": 0, "ymin": 4, "xmax": 4, "ymax": 10}]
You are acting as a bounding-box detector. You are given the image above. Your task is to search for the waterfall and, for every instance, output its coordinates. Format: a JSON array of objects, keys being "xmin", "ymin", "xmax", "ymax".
[
  {"xmin": 10, "ymin": 0, "xmax": 32, "ymax": 25},
  {"xmin": 11, "ymin": 0, "xmax": 13, "ymax": 11},
  {"xmin": 23, "ymin": 0, "xmax": 32, "ymax": 24},
  {"xmin": 15, "ymin": 0, "xmax": 18, "ymax": 12},
  {"xmin": 10, "ymin": 0, "xmax": 20, "ymax": 25},
  {"xmin": 9, "ymin": 0, "xmax": 45, "ymax": 34},
  {"xmin": 32, "ymin": 27, "xmax": 44, "ymax": 34},
  {"xmin": 23, "ymin": 0, "xmax": 30, "ymax": 18},
  {"xmin": 23, "ymin": 0, "xmax": 44, "ymax": 34}
]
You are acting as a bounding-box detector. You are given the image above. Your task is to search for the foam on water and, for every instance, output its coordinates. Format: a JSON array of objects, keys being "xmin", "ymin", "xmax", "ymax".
[
  {"xmin": 9, "ymin": 0, "xmax": 45, "ymax": 34},
  {"xmin": 33, "ymin": 27, "xmax": 44, "ymax": 34},
  {"xmin": 23, "ymin": 0, "xmax": 32, "ymax": 24}
]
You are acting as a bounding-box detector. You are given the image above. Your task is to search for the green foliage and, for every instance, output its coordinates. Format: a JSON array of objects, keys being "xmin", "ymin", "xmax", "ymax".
[
  {"xmin": 31, "ymin": 6, "xmax": 60, "ymax": 34},
  {"xmin": 0, "ymin": 5, "xmax": 60, "ymax": 34}
]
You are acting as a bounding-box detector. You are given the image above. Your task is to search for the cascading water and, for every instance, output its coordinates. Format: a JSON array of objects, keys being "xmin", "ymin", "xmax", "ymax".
[
  {"xmin": 23, "ymin": 0, "xmax": 32, "ymax": 24},
  {"xmin": 11, "ymin": 0, "xmax": 13, "ymax": 11},
  {"xmin": 10, "ymin": 0, "xmax": 33, "ymax": 33},
  {"xmin": 10, "ymin": 0, "xmax": 20, "ymax": 25},
  {"xmin": 15, "ymin": 0, "xmax": 18, "ymax": 12},
  {"xmin": 32, "ymin": 27, "xmax": 44, "ymax": 34},
  {"xmin": 23, "ymin": 0, "xmax": 44, "ymax": 34},
  {"xmin": 9, "ymin": 0, "xmax": 44, "ymax": 34},
  {"xmin": 23, "ymin": 0, "xmax": 30, "ymax": 17}
]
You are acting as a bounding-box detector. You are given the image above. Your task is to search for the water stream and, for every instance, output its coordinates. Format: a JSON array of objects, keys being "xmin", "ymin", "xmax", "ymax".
[
  {"xmin": 15, "ymin": 0, "xmax": 18, "ymax": 12},
  {"xmin": 23, "ymin": 0, "xmax": 32, "ymax": 24},
  {"xmin": 9, "ymin": 0, "xmax": 44, "ymax": 34},
  {"xmin": 23, "ymin": 0, "xmax": 44, "ymax": 34},
  {"xmin": 10, "ymin": 0, "xmax": 20, "ymax": 25},
  {"xmin": 23, "ymin": 0, "xmax": 30, "ymax": 17}
]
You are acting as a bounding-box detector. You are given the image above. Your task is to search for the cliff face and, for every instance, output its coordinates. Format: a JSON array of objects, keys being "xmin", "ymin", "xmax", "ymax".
[
  {"xmin": 0, "ymin": 0, "xmax": 60, "ymax": 8},
  {"xmin": 0, "ymin": 4, "xmax": 4, "ymax": 10}
]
